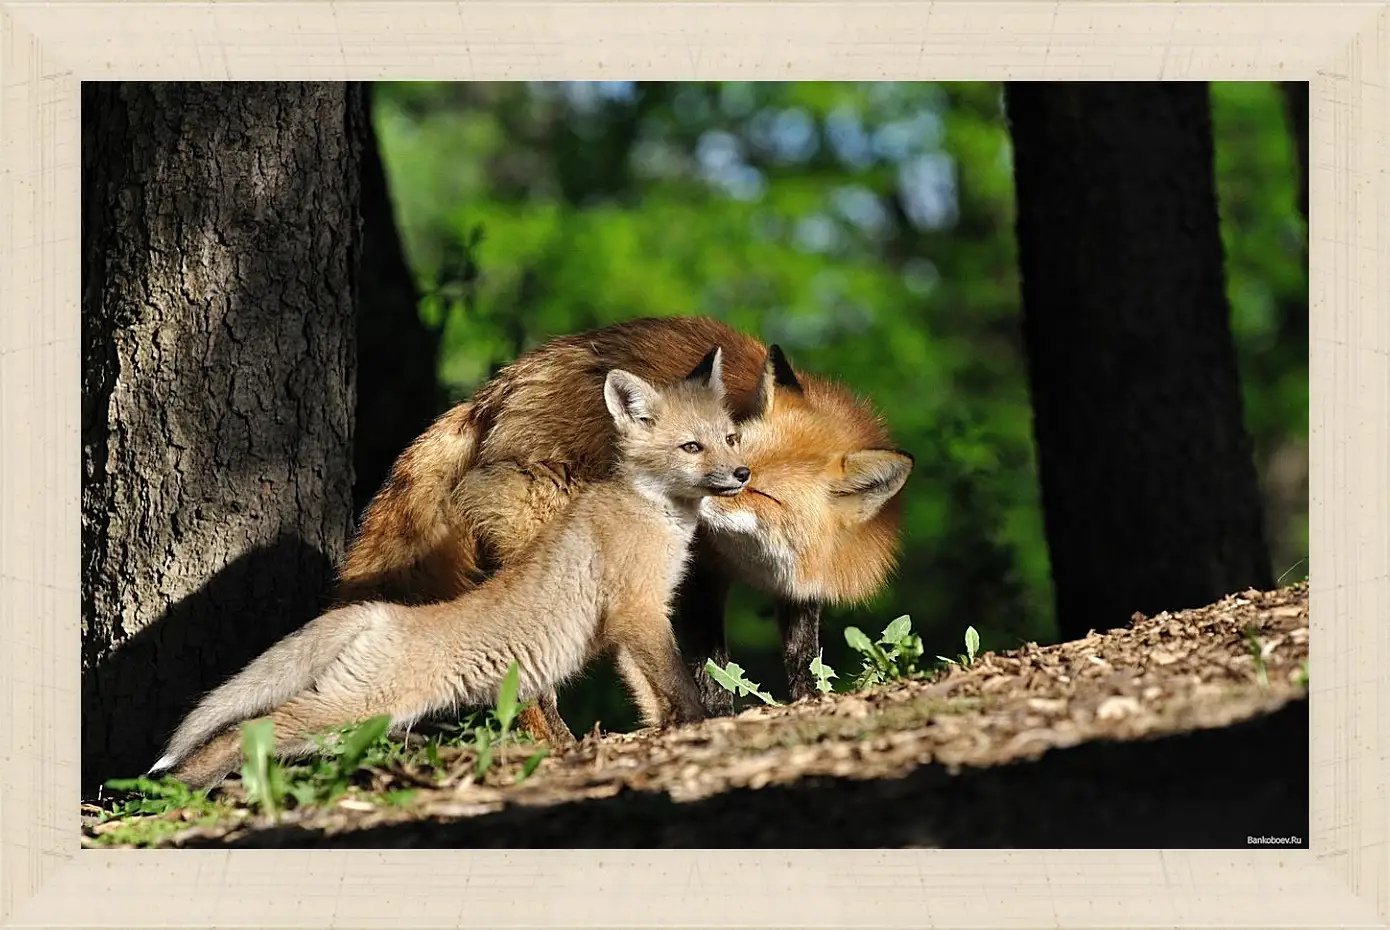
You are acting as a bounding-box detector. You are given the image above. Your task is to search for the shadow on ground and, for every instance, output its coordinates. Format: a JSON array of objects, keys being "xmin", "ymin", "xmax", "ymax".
[
  {"xmin": 187, "ymin": 697, "xmax": 1307, "ymax": 849},
  {"xmin": 82, "ymin": 538, "xmax": 336, "ymax": 795}
]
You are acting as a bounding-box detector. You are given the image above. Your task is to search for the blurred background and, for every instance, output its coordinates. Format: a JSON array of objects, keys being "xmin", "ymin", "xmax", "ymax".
[{"xmin": 364, "ymin": 81, "xmax": 1307, "ymax": 733}]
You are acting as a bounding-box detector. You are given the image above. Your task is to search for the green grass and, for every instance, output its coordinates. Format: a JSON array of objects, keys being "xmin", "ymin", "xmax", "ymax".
[
  {"xmin": 231, "ymin": 660, "xmax": 551, "ymax": 818},
  {"xmin": 87, "ymin": 776, "xmax": 237, "ymax": 847},
  {"xmin": 92, "ymin": 661, "xmax": 551, "ymax": 844}
]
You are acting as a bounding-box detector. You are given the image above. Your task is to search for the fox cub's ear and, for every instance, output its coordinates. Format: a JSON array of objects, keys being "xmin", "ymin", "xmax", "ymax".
[
  {"xmin": 832, "ymin": 449, "xmax": 914, "ymax": 521},
  {"xmin": 605, "ymin": 369, "xmax": 662, "ymax": 427},
  {"xmin": 683, "ymin": 346, "xmax": 726, "ymax": 398},
  {"xmin": 749, "ymin": 344, "xmax": 803, "ymax": 420}
]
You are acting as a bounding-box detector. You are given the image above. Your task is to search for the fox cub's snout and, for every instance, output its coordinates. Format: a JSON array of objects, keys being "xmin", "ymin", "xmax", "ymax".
[
  {"xmin": 604, "ymin": 346, "xmax": 751, "ymax": 503},
  {"xmin": 703, "ymin": 462, "xmax": 751, "ymax": 496}
]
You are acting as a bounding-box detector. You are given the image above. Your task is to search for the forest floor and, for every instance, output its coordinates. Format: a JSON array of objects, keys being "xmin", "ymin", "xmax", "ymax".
[{"xmin": 84, "ymin": 583, "xmax": 1309, "ymax": 849}]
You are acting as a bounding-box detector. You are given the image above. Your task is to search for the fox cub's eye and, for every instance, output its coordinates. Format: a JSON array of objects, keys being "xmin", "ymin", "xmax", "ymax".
[
  {"xmin": 725, "ymin": 434, "xmax": 738, "ymax": 447},
  {"xmin": 681, "ymin": 441, "xmax": 703, "ymax": 454}
]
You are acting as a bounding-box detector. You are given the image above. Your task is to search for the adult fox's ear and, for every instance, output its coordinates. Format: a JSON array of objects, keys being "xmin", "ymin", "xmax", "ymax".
[
  {"xmin": 749, "ymin": 344, "xmax": 803, "ymax": 420},
  {"xmin": 831, "ymin": 449, "xmax": 914, "ymax": 522},
  {"xmin": 684, "ymin": 346, "xmax": 725, "ymax": 398}
]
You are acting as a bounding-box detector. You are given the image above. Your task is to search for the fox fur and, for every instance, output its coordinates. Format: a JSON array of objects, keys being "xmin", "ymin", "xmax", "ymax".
[
  {"xmin": 335, "ymin": 316, "xmax": 914, "ymax": 744},
  {"xmin": 150, "ymin": 349, "xmax": 747, "ymax": 788}
]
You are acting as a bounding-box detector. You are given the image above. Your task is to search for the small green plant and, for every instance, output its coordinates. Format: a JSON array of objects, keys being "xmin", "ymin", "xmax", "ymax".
[
  {"xmin": 810, "ymin": 649, "xmax": 838, "ymax": 693},
  {"xmin": 705, "ymin": 659, "xmax": 780, "ymax": 705},
  {"xmin": 516, "ymin": 746, "xmax": 549, "ymax": 783},
  {"xmin": 495, "ymin": 660, "xmax": 522, "ymax": 733},
  {"xmin": 323, "ymin": 714, "xmax": 393, "ymax": 795},
  {"xmin": 845, "ymin": 614, "xmax": 927, "ymax": 688},
  {"xmin": 936, "ymin": 625, "xmax": 981, "ymax": 668},
  {"xmin": 425, "ymin": 709, "xmax": 507, "ymax": 748},
  {"xmin": 99, "ymin": 775, "xmax": 213, "ymax": 821},
  {"xmin": 235, "ymin": 711, "xmax": 409, "ymax": 813},
  {"xmin": 473, "ymin": 661, "xmax": 549, "ymax": 783},
  {"xmin": 1296, "ymin": 660, "xmax": 1309, "ymax": 687},
  {"xmin": 88, "ymin": 777, "xmax": 233, "ymax": 848},
  {"xmin": 239, "ymin": 717, "xmax": 288, "ymax": 817},
  {"xmin": 473, "ymin": 726, "xmax": 495, "ymax": 780},
  {"xmin": 1243, "ymin": 626, "xmax": 1270, "ymax": 690}
]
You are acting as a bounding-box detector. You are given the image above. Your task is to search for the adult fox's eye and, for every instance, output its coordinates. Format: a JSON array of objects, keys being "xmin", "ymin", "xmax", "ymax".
[
  {"xmin": 681, "ymin": 442, "xmax": 703, "ymax": 454},
  {"xmin": 725, "ymin": 434, "xmax": 738, "ymax": 447}
]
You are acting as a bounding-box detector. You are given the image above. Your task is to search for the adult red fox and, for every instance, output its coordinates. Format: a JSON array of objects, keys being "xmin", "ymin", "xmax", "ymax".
[
  {"xmin": 335, "ymin": 316, "xmax": 913, "ymax": 745},
  {"xmin": 151, "ymin": 349, "xmax": 745, "ymax": 787}
]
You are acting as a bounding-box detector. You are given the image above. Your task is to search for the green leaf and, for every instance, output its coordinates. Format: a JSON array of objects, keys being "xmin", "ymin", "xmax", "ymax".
[
  {"xmin": 703, "ymin": 659, "xmax": 780, "ymax": 705},
  {"xmin": 964, "ymin": 626, "xmax": 980, "ymax": 663},
  {"xmin": 495, "ymin": 661, "xmax": 522, "ymax": 735},
  {"xmin": 705, "ymin": 658, "xmax": 748, "ymax": 694},
  {"xmin": 337, "ymin": 715, "xmax": 393, "ymax": 774},
  {"xmin": 474, "ymin": 727, "xmax": 494, "ymax": 780},
  {"xmin": 517, "ymin": 747, "xmax": 549, "ymax": 783},
  {"xmin": 239, "ymin": 718, "xmax": 279, "ymax": 817},
  {"xmin": 844, "ymin": 626, "xmax": 875, "ymax": 655},
  {"xmin": 287, "ymin": 782, "xmax": 321, "ymax": 807},
  {"xmin": 810, "ymin": 650, "xmax": 838, "ymax": 693},
  {"xmin": 880, "ymin": 615, "xmax": 913, "ymax": 646}
]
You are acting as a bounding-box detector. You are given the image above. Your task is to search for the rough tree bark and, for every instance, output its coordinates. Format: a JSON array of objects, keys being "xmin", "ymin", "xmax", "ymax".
[
  {"xmin": 353, "ymin": 82, "xmax": 441, "ymax": 516},
  {"xmin": 81, "ymin": 82, "xmax": 364, "ymax": 792},
  {"xmin": 1004, "ymin": 82, "xmax": 1274, "ymax": 642}
]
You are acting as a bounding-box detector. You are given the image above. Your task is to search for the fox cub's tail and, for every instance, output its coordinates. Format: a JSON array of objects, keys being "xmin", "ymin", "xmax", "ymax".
[{"xmin": 146, "ymin": 607, "xmax": 374, "ymax": 775}]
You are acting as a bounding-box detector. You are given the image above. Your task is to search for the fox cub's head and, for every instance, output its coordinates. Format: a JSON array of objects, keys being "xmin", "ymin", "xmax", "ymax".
[
  {"xmin": 699, "ymin": 345, "xmax": 914, "ymax": 606},
  {"xmin": 603, "ymin": 347, "xmax": 750, "ymax": 505}
]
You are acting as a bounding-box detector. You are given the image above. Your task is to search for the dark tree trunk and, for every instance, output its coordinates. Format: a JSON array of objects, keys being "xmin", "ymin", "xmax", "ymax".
[
  {"xmin": 1279, "ymin": 81, "xmax": 1309, "ymax": 221},
  {"xmin": 1004, "ymin": 82, "xmax": 1274, "ymax": 642},
  {"xmin": 81, "ymin": 82, "xmax": 364, "ymax": 792},
  {"xmin": 353, "ymin": 82, "xmax": 441, "ymax": 516}
]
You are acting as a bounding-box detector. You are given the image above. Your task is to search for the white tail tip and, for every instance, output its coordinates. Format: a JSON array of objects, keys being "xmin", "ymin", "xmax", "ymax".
[{"xmin": 146, "ymin": 754, "xmax": 176, "ymax": 775}]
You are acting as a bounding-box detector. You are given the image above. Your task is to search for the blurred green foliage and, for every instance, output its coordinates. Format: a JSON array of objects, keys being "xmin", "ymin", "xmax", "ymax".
[{"xmin": 372, "ymin": 81, "xmax": 1307, "ymax": 733}]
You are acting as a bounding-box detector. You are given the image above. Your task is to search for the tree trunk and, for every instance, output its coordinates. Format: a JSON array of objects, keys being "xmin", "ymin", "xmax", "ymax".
[
  {"xmin": 81, "ymin": 82, "xmax": 364, "ymax": 793},
  {"xmin": 353, "ymin": 82, "xmax": 441, "ymax": 516},
  {"xmin": 1004, "ymin": 82, "xmax": 1274, "ymax": 642}
]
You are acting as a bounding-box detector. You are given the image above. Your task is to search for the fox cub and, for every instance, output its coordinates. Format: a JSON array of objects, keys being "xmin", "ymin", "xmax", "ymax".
[{"xmin": 149, "ymin": 348, "xmax": 747, "ymax": 788}]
